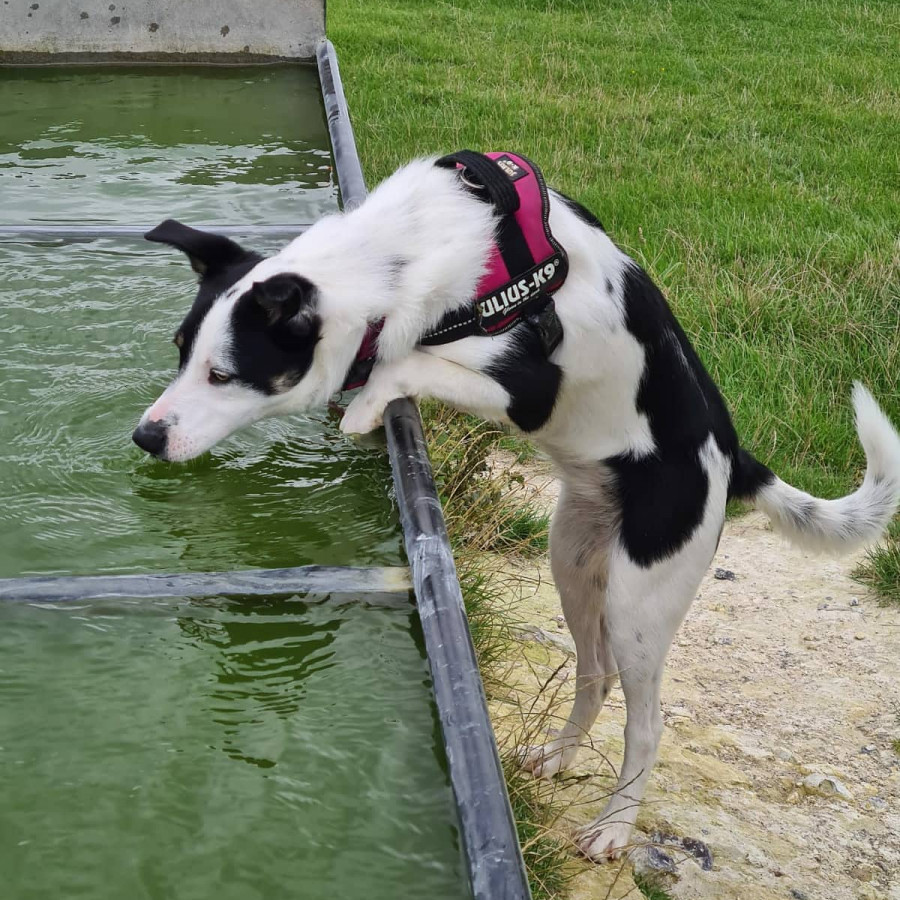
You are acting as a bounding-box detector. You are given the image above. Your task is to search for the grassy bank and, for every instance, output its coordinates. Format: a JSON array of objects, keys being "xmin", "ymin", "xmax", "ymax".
[
  {"xmin": 327, "ymin": 2, "xmax": 899, "ymax": 895},
  {"xmin": 330, "ymin": 0, "xmax": 899, "ymax": 499}
]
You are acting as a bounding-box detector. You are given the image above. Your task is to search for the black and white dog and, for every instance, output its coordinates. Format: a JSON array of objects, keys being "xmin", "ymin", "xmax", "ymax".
[{"xmin": 133, "ymin": 153, "xmax": 900, "ymax": 860}]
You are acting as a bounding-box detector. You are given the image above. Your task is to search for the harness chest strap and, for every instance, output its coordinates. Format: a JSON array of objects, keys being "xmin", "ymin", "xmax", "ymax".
[{"xmin": 342, "ymin": 150, "xmax": 568, "ymax": 391}]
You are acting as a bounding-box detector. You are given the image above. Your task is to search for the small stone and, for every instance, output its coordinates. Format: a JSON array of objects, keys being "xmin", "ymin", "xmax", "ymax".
[
  {"xmin": 850, "ymin": 597, "xmax": 860, "ymax": 606},
  {"xmin": 801, "ymin": 772, "xmax": 853, "ymax": 800},
  {"xmin": 629, "ymin": 843, "xmax": 676, "ymax": 876},
  {"xmin": 855, "ymin": 633, "xmax": 866, "ymax": 640},
  {"xmin": 716, "ymin": 636, "xmax": 733, "ymax": 645},
  {"xmin": 790, "ymin": 891, "xmax": 809, "ymax": 900},
  {"xmin": 745, "ymin": 846, "xmax": 767, "ymax": 868},
  {"xmin": 860, "ymin": 744, "xmax": 878, "ymax": 755},
  {"xmin": 794, "ymin": 856, "xmax": 819, "ymax": 872},
  {"xmin": 714, "ymin": 568, "xmax": 736, "ymax": 581},
  {"xmin": 775, "ymin": 747, "xmax": 793, "ymax": 761},
  {"xmin": 680, "ymin": 836, "xmax": 713, "ymax": 871},
  {"xmin": 849, "ymin": 864, "xmax": 876, "ymax": 882}
]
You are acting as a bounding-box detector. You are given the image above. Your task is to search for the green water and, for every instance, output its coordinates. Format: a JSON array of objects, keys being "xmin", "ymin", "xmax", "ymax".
[
  {"xmin": 0, "ymin": 68, "xmax": 468, "ymax": 899},
  {"xmin": 0, "ymin": 66, "xmax": 336, "ymax": 225},
  {"xmin": 0, "ymin": 595, "xmax": 464, "ymax": 900},
  {"xmin": 0, "ymin": 238, "xmax": 403, "ymax": 577}
]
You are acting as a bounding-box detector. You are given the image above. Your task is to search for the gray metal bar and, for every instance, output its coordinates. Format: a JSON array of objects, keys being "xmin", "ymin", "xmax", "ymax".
[
  {"xmin": 0, "ymin": 566, "xmax": 412, "ymax": 603},
  {"xmin": 317, "ymin": 38, "xmax": 532, "ymax": 900},
  {"xmin": 316, "ymin": 39, "xmax": 367, "ymax": 212},
  {"xmin": 0, "ymin": 224, "xmax": 310, "ymax": 240}
]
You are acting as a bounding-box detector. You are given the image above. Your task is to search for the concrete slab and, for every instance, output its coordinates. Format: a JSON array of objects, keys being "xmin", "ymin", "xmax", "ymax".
[{"xmin": 0, "ymin": 0, "xmax": 325, "ymax": 61}]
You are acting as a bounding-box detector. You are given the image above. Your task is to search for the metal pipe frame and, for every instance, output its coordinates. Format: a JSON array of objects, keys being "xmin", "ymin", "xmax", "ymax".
[
  {"xmin": 0, "ymin": 224, "xmax": 310, "ymax": 240},
  {"xmin": 317, "ymin": 38, "xmax": 532, "ymax": 900},
  {"xmin": 0, "ymin": 565, "xmax": 411, "ymax": 604}
]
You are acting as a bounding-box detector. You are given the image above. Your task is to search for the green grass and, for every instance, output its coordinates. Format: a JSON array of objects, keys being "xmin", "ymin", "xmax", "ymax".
[
  {"xmin": 854, "ymin": 521, "xmax": 900, "ymax": 606},
  {"xmin": 501, "ymin": 764, "xmax": 574, "ymax": 900},
  {"xmin": 331, "ymin": 0, "xmax": 899, "ymax": 502},
  {"xmin": 497, "ymin": 506, "xmax": 551, "ymax": 556},
  {"xmin": 634, "ymin": 873, "xmax": 675, "ymax": 900},
  {"xmin": 327, "ymin": 3, "xmax": 900, "ymax": 894}
]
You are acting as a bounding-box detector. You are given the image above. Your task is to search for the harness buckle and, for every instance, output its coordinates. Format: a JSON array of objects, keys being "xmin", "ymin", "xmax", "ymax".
[
  {"xmin": 526, "ymin": 300, "xmax": 564, "ymax": 356},
  {"xmin": 458, "ymin": 167, "xmax": 484, "ymax": 191}
]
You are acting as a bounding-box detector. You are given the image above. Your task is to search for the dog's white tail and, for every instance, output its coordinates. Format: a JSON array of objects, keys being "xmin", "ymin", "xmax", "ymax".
[{"xmin": 754, "ymin": 383, "xmax": 900, "ymax": 554}]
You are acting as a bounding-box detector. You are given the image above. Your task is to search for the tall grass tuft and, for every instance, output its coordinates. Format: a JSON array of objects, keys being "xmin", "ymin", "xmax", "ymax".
[
  {"xmin": 854, "ymin": 522, "xmax": 900, "ymax": 607},
  {"xmin": 422, "ymin": 402, "xmax": 578, "ymax": 898}
]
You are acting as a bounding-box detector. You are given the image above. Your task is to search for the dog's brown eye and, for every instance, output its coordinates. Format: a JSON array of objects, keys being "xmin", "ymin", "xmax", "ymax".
[
  {"xmin": 173, "ymin": 332, "xmax": 184, "ymax": 349},
  {"xmin": 209, "ymin": 368, "xmax": 232, "ymax": 385}
]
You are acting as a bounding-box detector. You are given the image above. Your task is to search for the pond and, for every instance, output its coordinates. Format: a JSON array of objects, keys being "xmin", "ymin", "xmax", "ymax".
[{"xmin": 0, "ymin": 65, "xmax": 469, "ymax": 900}]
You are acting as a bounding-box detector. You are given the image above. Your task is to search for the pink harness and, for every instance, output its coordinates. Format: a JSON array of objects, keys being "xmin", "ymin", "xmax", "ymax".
[{"xmin": 343, "ymin": 151, "xmax": 568, "ymax": 390}]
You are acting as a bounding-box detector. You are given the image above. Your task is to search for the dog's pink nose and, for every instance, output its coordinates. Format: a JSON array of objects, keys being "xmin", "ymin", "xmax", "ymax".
[{"xmin": 132, "ymin": 420, "xmax": 168, "ymax": 457}]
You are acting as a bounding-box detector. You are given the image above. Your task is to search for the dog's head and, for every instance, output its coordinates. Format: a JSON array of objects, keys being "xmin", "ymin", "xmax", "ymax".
[{"xmin": 133, "ymin": 220, "xmax": 332, "ymax": 462}]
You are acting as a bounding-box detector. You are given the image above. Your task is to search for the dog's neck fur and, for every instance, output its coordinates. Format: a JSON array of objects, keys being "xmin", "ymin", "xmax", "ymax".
[{"xmin": 270, "ymin": 159, "xmax": 497, "ymax": 380}]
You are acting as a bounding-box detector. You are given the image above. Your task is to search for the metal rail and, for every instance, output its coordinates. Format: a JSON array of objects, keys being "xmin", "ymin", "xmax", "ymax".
[
  {"xmin": 0, "ymin": 565, "xmax": 411, "ymax": 604},
  {"xmin": 317, "ymin": 38, "xmax": 532, "ymax": 900},
  {"xmin": 0, "ymin": 224, "xmax": 310, "ymax": 240}
]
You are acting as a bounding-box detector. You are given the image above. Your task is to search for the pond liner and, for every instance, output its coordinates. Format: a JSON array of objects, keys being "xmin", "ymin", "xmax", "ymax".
[
  {"xmin": 316, "ymin": 38, "xmax": 533, "ymax": 900},
  {"xmin": 0, "ymin": 565, "xmax": 412, "ymax": 604},
  {"xmin": 0, "ymin": 224, "xmax": 310, "ymax": 240}
]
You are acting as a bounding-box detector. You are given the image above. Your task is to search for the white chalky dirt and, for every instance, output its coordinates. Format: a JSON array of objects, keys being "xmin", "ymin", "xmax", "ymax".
[{"xmin": 488, "ymin": 456, "xmax": 900, "ymax": 900}]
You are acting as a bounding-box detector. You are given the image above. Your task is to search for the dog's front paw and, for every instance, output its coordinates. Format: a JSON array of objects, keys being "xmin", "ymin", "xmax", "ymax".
[
  {"xmin": 340, "ymin": 393, "xmax": 389, "ymax": 435},
  {"xmin": 519, "ymin": 741, "xmax": 578, "ymax": 779},
  {"xmin": 575, "ymin": 816, "xmax": 636, "ymax": 862}
]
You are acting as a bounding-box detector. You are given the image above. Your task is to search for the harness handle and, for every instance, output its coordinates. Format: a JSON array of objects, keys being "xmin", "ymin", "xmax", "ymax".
[{"xmin": 435, "ymin": 150, "xmax": 521, "ymax": 215}]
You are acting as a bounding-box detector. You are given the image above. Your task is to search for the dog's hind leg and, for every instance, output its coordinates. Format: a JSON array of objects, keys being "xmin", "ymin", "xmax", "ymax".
[
  {"xmin": 576, "ymin": 440, "xmax": 730, "ymax": 861},
  {"xmin": 522, "ymin": 478, "xmax": 619, "ymax": 778}
]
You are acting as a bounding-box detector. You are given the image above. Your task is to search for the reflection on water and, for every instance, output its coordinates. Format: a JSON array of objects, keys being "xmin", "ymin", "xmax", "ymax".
[
  {"xmin": 0, "ymin": 239, "xmax": 404, "ymax": 576},
  {"xmin": 0, "ymin": 597, "xmax": 468, "ymax": 900},
  {"xmin": 0, "ymin": 66, "xmax": 337, "ymax": 225}
]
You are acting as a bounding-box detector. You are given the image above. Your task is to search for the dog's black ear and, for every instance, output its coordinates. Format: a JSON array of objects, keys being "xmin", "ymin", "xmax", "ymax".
[
  {"xmin": 145, "ymin": 219, "xmax": 252, "ymax": 277},
  {"xmin": 250, "ymin": 274, "xmax": 318, "ymax": 333}
]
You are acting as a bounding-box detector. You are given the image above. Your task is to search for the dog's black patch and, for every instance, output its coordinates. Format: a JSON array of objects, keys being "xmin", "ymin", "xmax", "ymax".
[
  {"xmin": 485, "ymin": 320, "xmax": 563, "ymax": 432},
  {"xmin": 174, "ymin": 255, "xmax": 263, "ymax": 370},
  {"xmin": 146, "ymin": 219, "xmax": 263, "ymax": 369},
  {"xmin": 608, "ymin": 263, "xmax": 775, "ymax": 566},
  {"xmin": 229, "ymin": 273, "xmax": 322, "ymax": 395},
  {"xmin": 620, "ymin": 264, "xmax": 738, "ymax": 456},
  {"xmin": 606, "ymin": 451, "xmax": 709, "ymax": 567},
  {"xmin": 729, "ymin": 447, "xmax": 775, "ymax": 499},
  {"xmin": 554, "ymin": 190, "xmax": 605, "ymax": 232}
]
